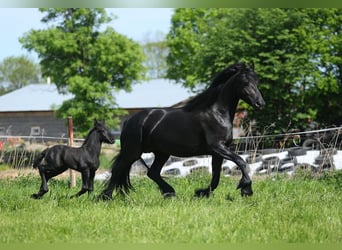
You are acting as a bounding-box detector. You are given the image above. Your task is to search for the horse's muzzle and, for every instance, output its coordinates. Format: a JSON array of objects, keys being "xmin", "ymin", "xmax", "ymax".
[{"xmin": 254, "ymin": 100, "xmax": 265, "ymax": 110}]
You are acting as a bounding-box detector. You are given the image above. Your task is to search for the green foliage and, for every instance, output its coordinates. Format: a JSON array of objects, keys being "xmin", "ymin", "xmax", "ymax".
[
  {"xmin": 0, "ymin": 173, "xmax": 341, "ymax": 243},
  {"xmin": 142, "ymin": 31, "xmax": 169, "ymax": 79},
  {"xmin": 167, "ymin": 8, "xmax": 342, "ymax": 133},
  {"xmin": 20, "ymin": 8, "xmax": 146, "ymax": 136},
  {"xmin": 0, "ymin": 55, "xmax": 41, "ymax": 91}
]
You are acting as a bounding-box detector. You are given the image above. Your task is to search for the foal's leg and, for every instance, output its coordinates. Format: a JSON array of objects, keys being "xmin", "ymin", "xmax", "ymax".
[
  {"xmin": 88, "ymin": 169, "xmax": 96, "ymax": 194},
  {"xmin": 147, "ymin": 153, "xmax": 175, "ymax": 198},
  {"xmin": 194, "ymin": 155, "xmax": 223, "ymax": 198},
  {"xmin": 71, "ymin": 168, "xmax": 90, "ymax": 198},
  {"xmin": 31, "ymin": 165, "xmax": 66, "ymax": 199},
  {"xmin": 31, "ymin": 165, "xmax": 49, "ymax": 199}
]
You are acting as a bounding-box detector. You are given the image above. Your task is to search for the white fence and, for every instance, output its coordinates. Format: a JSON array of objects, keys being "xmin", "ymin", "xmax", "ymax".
[{"xmin": 0, "ymin": 126, "xmax": 341, "ymax": 170}]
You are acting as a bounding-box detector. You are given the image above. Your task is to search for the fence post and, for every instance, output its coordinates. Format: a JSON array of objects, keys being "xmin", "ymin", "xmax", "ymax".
[{"xmin": 68, "ymin": 116, "xmax": 76, "ymax": 188}]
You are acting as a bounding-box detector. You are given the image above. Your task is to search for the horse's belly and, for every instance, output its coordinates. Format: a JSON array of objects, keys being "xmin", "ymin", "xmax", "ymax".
[
  {"xmin": 141, "ymin": 109, "xmax": 207, "ymax": 156},
  {"xmin": 148, "ymin": 132, "xmax": 207, "ymax": 157}
]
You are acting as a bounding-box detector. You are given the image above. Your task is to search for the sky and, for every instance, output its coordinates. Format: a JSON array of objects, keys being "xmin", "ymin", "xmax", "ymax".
[
  {"xmin": 0, "ymin": 8, "xmax": 174, "ymax": 62},
  {"xmin": 0, "ymin": 8, "xmax": 192, "ymax": 108}
]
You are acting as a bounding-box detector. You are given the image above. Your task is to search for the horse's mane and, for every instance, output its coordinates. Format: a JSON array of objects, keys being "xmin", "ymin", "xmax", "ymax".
[
  {"xmin": 82, "ymin": 120, "xmax": 106, "ymax": 146},
  {"xmin": 82, "ymin": 127, "xmax": 97, "ymax": 146},
  {"xmin": 183, "ymin": 62, "xmax": 247, "ymax": 112}
]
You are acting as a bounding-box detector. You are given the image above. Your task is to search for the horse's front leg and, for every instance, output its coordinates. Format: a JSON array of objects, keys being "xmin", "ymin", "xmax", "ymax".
[
  {"xmin": 71, "ymin": 168, "xmax": 90, "ymax": 198},
  {"xmin": 88, "ymin": 169, "xmax": 97, "ymax": 194},
  {"xmin": 212, "ymin": 143, "xmax": 253, "ymax": 196},
  {"xmin": 194, "ymin": 155, "xmax": 223, "ymax": 198}
]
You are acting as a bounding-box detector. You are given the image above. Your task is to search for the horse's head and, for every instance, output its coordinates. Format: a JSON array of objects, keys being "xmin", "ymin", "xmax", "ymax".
[
  {"xmin": 233, "ymin": 63, "xmax": 265, "ymax": 110},
  {"xmin": 94, "ymin": 120, "xmax": 115, "ymax": 144}
]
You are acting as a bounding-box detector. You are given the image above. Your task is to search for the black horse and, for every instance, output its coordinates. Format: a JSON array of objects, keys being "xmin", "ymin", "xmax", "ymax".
[
  {"xmin": 31, "ymin": 120, "xmax": 115, "ymax": 199},
  {"xmin": 100, "ymin": 62, "xmax": 265, "ymax": 200}
]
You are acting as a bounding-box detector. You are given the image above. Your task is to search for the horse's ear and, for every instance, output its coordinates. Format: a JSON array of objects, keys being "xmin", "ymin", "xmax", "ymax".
[
  {"xmin": 241, "ymin": 62, "xmax": 247, "ymax": 71},
  {"xmin": 251, "ymin": 61, "xmax": 255, "ymax": 70},
  {"xmin": 94, "ymin": 119, "xmax": 98, "ymax": 126}
]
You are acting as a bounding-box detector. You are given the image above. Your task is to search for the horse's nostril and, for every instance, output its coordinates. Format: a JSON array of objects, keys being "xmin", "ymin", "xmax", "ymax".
[{"xmin": 256, "ymin": 100, "xmax": 265, "ymax": 109}]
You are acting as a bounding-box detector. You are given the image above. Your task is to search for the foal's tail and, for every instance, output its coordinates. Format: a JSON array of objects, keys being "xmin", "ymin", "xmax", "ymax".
[{"xmin": 33, "ymin": 149, "xmax": 47, "ymax": 168}]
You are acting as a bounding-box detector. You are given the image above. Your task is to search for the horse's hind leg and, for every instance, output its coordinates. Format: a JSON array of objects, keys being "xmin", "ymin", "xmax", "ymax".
[
  {"xmin": 31, "ymin": 165, "xmax": 66, "ymax": 199},
  {"xmin": 31, "ymin": 165, "xmax": 49, "ymax": 199},
  {"xmin": 147, "ymin": 153, "xmax": 175, "ymax": 198},
  {"xmin": 99, "ymin": 153, "xmax": 138, "ymax": 200}
]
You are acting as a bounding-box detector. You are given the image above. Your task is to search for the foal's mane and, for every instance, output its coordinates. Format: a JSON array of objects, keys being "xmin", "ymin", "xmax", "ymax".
[
  {"xmin": 183, "ymin": 62, "xmax": 247, "ymax": 112},
  {"xmin": 81, "ymin": 121, "xmax": 105, "ymax": 146},
  {"xmin": 81, "ymin": 126, "xmax": 97, "ymax": 146}
]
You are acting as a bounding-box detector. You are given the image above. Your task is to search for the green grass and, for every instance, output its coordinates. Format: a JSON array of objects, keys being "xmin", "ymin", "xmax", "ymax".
[
  {"xmin": 0, "ymin": 171, "xmax": 341, "ymax": 243},
  {"xmin": 0, "ymin": 164, "xmax": 10, "ymax": 171}
]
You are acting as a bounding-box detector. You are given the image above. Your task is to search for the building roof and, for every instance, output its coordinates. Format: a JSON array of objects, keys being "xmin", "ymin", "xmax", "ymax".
[
  {"xmin": 0, "ymin": 84, "xmax": 73, "ymax": 112},
  {"xmin": 0, "ymin": 79, "xmax": 192, "ymax": 112},
  {"xmin": 115, "ymin": 79, "xmax": 191, "ymax": 108}
]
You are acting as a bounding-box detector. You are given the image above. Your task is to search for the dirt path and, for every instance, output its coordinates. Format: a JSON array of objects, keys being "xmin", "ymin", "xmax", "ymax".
[{"xmin": 0, "ymin": 168, "xmax": 81, "ymax": 180}]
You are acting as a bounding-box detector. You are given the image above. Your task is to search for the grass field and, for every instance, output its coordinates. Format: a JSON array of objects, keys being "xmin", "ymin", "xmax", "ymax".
[{"xmin": 0, "ymin": 170, "xmax": 341, "ymax": 243}]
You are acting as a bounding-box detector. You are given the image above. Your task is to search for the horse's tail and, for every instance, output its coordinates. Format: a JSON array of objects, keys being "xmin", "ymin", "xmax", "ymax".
[
  {"xmin": 100, "ymin": 152, "xmax": 134, "ymax": 200},
  {"xmin": 33, "ymin": 149, "xmax": 47, "ymax": 168}
]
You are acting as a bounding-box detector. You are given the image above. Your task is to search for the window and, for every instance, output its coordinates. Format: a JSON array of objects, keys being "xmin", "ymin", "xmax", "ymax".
[
  {"xmin": 0, "ymin": 127, "xmax": 5, "ymax": 135},
  {"xmin": 30, "ymin": 126, "xmax": 41, "ymax": 136}
]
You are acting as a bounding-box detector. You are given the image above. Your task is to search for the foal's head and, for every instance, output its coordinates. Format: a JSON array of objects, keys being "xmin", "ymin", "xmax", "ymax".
[
  {"xmin": 230, "ymin": 63, "xmax": 265, "ymax": 110},
  {"xmin": 93, "ymin": 120, "xmax": 115, "ymax": 144}
]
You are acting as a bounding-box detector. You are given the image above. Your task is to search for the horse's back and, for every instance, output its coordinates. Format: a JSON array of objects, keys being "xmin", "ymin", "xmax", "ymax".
[{"xmin": 44, "ymin": 144, "xmax": 76, "ymax": 167}]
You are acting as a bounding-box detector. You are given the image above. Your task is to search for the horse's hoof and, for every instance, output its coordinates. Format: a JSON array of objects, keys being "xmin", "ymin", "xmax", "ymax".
[
  {"xmin": 102, "ymin": 195, "xmax": 112, "ymax": 201},
  {"xmin": 31, "ymin": 194, "xmax": 41, "ymax": 199},
  {"xmin": 97, "ymin": 193, "xmax": 112, "ymax": 201},
  {"xmin": 194, "ymin": 189, "xmax": 211, "ymax": 198},
  {"xmin": 240, "ymin": 190, "xmax": 253, "ymax": 197},
  {"xmin": 163, "ymin": 192, "xmax": 176, "ymax": 199}
]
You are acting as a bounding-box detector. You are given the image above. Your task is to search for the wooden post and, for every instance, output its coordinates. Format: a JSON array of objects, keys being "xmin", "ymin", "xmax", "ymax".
[{"xmin": 68, "ymin": 116, "xmax": 76, "ymax": 188}]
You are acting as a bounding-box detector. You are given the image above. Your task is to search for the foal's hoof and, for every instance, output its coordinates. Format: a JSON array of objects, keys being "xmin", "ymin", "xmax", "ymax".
[
  {"xmin": 194, "ymin": 188, "xmax": 211, "ymax": 198},
  {"xmin": 31, "ymin": 194, "xmax": 42, "ymax": 199},
  {"xmin": 163, "ymin": 192, "xmax": 176, "ymax": 199}
]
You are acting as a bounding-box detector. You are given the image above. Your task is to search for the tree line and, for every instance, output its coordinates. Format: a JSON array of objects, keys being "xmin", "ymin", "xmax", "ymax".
[
  {"xmin": 0, "ymin": 8, "xmax": 341, "ymax": 136},
  {"xmin": 166, "ymin": 8, "xmax": 341, "ymax": 133}
]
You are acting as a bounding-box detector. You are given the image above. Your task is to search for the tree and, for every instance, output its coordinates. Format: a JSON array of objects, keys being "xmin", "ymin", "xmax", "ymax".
[
  {"xmin": 20, "ymin": 8, "xmax": 146, "ymax": 136},
  {"xmin": 167, "ymin": 8, "xmax": 342, "ymax": 133},
  {"xmin": 141, "ymin": 31, "xmax": 168, "ymax": 79},
  {"xmin": 302, "ymin": 9, "xmax": 342, "ymax": 126},
  {"xmin": 0, "ymin": 55, "xmax": 41, "ymax": 92}
]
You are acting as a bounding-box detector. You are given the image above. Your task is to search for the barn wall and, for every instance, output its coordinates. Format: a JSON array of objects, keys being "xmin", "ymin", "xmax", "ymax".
[{"xmin": 0, "ymin": 111, "xmax": 68, "ymax": 138}]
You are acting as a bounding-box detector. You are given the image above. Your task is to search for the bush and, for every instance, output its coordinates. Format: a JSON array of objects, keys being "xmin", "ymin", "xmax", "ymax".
[
  {"xmin": 318, "ymin": 170, "xmax": 342, "ymax": 191},
  {"xmin": 0, "ymin": 148, "xmax": 40, "ymax": 168}
]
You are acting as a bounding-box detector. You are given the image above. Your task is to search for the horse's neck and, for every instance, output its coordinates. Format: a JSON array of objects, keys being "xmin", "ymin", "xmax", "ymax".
[
  {"xmin": 217, "ymin": 82, "xmax": 239, "ymax": 122},
  {"xmin": 82, "ymin": 132, "xmax": 102, "ymax": 155}
]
